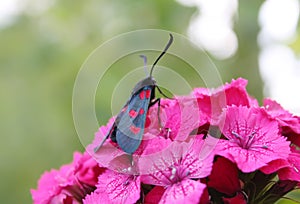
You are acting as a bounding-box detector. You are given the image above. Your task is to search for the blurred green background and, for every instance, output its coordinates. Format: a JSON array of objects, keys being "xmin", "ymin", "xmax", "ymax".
[{"xmin": 0, "ymin": 0, "xmax": 299, "ymax": 203}]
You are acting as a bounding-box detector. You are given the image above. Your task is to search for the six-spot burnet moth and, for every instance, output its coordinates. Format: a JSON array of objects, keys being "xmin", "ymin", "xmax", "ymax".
[{"xmin": 94, "ymin": 34, "xmax": 174, "ymax": 154}]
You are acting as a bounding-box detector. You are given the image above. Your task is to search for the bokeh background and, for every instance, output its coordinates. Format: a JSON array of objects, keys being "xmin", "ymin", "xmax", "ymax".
[{"xmin": 0, "ymin": 0, "xmax": 300, "ymax": 203}]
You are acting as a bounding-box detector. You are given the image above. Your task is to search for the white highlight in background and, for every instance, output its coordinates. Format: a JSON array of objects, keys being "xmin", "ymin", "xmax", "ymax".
[
  {"xmin": 177, "ymin": 0, "xmax": 238, "ymax": 59},
  {"xmin": 258, "ymin": 0, "xmax": 300, "ymax": 114},
  {"xmin": 0, "ymin": 0, "xmax": 54, "ymax": 28},
  {"xmin": 0, "ymin": 0, "xmax": 21, "ymax": 27},
  {"xmin": 259, "ymin": 0, "xmax": 299, "ymax": 42}
]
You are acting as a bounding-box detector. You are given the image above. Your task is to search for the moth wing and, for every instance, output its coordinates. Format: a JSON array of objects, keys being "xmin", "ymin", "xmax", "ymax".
[{"xmin": 116, "ymin": 87, "xmax": 152, "ymax": 154}]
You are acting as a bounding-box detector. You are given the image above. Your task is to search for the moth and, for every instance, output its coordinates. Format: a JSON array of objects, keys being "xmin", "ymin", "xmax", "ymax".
[{"xmin": 94, "ymin": 34, "xmax": 173, "ymax": 154}]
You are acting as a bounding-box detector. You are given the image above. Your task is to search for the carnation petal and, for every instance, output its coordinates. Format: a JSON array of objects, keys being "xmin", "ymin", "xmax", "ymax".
[
  {"xmin": 144, "ymin": 186, "xmax": 165, "ymax": 204},
  {"xmin": 193, "ymin": 78, "xmax": 253, "ymax": 124},
  {"xmin": 95, "ymin": 170, "xmax": 140, "ymax": 204},
  {"xmin": 207, "ymin": 157, "xmax": 240, "ymax": 196},
  {"xmin": 74, "ymin": 152, "xmax": 105, "ymax": 186},
  {"xmin": 31, "ymin": 152, "xmax": 84, "ymax": 204},
  {"xmin": 277, "ymin": 147, "xmax": 300, "ymax": 181},
  {"xmin": 83, "ymin": 192, "xmax": 109, "ymax": 204},
  {"xmin": 160, "ymin": 97, "xmax": 202, "ymax": 141},
  {"xmin": 260, "ymin": 159, "xmax": 290, "ymax": 174},
  {"xmin": 222, "ymin": 192, "xmax": 247, "ymax": 204},
  {"xmin": 87, "ymin": 123, "xmax": 128, "ymax": 171},
  {"xmin": 264, "ymin": 99, "xmax": 300, "ymax": 134},
  {"xmin": 159, "ymin": 179, "xmax": 206, "ymax": 204}
]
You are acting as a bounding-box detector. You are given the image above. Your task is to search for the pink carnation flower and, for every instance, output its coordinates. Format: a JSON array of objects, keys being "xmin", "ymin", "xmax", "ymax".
[
  {"xmin": 74, "ymin": 152, "xmax": 105, "ymax": 187},
  {"xmin": 158, "ymin": 97, "xmax": 203, "ymax": 141},
  {"xmin": 31, "ymin": 152, "xmax": 82, "ymax": 204},
  {"xmin": 264, "ymin": 99, "xmax": 300, "ymax": 133},
  {"xmin": 84, "ymin": 169, "xmax": 141, "ymax": 204},
  {"xmin": 193, "ymin": 78, "xmax": 256, "ymax": 124},
  {"xmin": 214, "ymin": 106, "xmax": 290, "ymax": 173},
  {"xmin": 277, "ymin": 147, "xmax": 300, "ymax": 181},
  {"xmin": 264, "ymin": 98, "xmax": 300, "ymax": 147},
  {"xmin": 140, "ymin": 135, "xmax": 214, "ymax": 203},
  {"xmin": 31, "ymin": 152, "xmax": 103, "ymax": 204},
  {"xmin": 261, "ymin": 146, "xmax": 300, "ymax": 181}
]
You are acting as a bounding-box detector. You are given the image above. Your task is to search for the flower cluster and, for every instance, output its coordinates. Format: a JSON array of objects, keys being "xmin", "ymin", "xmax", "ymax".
[{"xmin": 32, "ymin": 78, "xmax": 300, "ymax": 203}]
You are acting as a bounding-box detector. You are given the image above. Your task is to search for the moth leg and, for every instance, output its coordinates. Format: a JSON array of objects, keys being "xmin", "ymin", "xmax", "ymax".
[
  {"xmin": 150, "ymin": 98, "xmax": 172, "ymax": 138},
  {"xmin": 157, "ymin": 98, "xmax": 162, "ymax": 129},
  {"xmin": 151, "ymin": 98, "xmax": 168, "ymax": 132},
  {"xmin": 127, "ymin": 154, "xmax": 137, "ymax": 174},
  {"xmin": 149, "ymin": 98, "xmax": 162, "ymax": 127},
  {"xmin": 149, "ymin": 97, "xmax": 160, "ymax": 107},
  {"xmin": 128, "ymin": 154, "xmax": 134, "ymax": 167}
]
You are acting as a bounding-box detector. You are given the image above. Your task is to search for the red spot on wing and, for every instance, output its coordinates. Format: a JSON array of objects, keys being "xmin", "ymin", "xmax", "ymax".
[
  {"xmin": 129, "ymin": 109, "xmax": 137, "ymax": 118},
  {"xmin": 130, "ymin": 125, "xmax": 141, "ymax": 135},
  {"xmin": 145, "ymin": 90, "xmax": 151, "ymax": 99},
  {"xmin": 139, "ymin": 108, "xmax": 145, "ymax": 115},
  {"xmin": 139, "ymin": 91, "xmax": 145, "ymax": 99}
]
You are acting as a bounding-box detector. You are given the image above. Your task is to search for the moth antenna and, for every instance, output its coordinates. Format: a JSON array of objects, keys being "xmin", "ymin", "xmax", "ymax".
[
  {"xmin": 150, "ymin": 33, "xmax": 173, "ymax": 77},
  {"xmin": 139, "ymin": 55, "xmax": 148, "ymax": 76}
]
